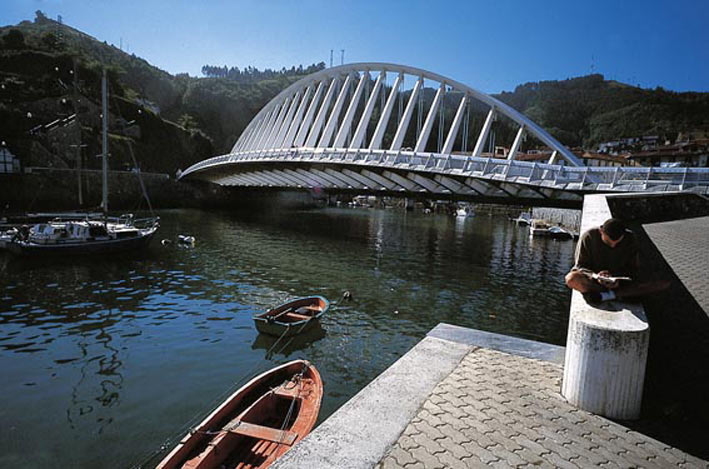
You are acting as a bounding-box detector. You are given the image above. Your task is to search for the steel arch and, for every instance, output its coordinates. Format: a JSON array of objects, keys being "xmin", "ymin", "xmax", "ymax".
[{"xmin": 178, "ymin": 62, "xmax": 709, "ymax": 200}]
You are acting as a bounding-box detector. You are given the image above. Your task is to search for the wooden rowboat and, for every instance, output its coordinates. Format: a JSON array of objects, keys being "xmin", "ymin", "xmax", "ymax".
[
  {"xmin": 253, "ymin": 296, "xmax": 329, "ymax": 338},
  {"xmin": 157, "ymin": 360, "xmax": 322, "ymax": 469}
]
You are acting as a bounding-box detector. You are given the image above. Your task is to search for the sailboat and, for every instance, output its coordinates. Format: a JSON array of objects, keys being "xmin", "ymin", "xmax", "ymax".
[{"xmin": 7, "ymin": 70, "xmax": 159, "ymax": 256}]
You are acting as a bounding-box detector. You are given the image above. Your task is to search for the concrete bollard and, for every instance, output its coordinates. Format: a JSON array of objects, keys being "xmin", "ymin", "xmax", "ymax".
[{"xmin": 562, "ymin": 292, "xmax": 650, "ymax": 420}]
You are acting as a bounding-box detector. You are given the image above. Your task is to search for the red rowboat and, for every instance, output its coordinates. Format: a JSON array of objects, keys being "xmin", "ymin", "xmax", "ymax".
[{"xmin": 157, "ymin": 360, "xmax": 322, "ymax": 469}]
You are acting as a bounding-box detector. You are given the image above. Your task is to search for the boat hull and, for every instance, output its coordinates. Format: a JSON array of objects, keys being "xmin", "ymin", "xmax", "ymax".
[
  {"xmin": 254, "ymin": 317, "xmax": 320, "ymax": 337},
  {"xmin": 253, "ymin": 296, "xmax": 329, "ymax": 338},
  {"xmin": 6, "ymin": 226, "xmax": 157, "ymax": 256},
  {"xmin": 157, "ymin": 360, "xmax": 322, "ymax": 469}
]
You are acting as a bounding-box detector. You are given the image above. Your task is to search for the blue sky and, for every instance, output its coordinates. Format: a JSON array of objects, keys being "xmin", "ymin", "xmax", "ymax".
[{"xmin": 2, "ymin": 0, "xmax": 708, "ymax": 94}]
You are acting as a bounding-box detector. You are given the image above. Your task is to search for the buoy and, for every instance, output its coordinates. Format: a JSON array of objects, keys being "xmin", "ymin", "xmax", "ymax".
[{"xmin": 177, "ymin": 235, "xmax": 195, "ymax": 246}]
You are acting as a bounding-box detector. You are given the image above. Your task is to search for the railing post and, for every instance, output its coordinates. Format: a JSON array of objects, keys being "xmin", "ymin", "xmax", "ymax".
[
  {"xmin": 529, "ymin": 162, "xmax": 538, "ymax": 181},
  {"xmin": 482, "ymin": 157, "xmax": 491, "ymax": 175},
  {"xmin": 611, "ymin": 166, "xmax": 620, "ymax": 188}
]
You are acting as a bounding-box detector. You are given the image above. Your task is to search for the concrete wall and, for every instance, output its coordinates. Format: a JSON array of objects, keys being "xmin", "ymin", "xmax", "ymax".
[{"xmin": 532, "ymin": 207, "xmax": 581, "ymax": 230}]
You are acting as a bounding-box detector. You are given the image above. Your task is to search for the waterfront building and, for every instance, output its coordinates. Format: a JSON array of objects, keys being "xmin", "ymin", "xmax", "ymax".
[{"xmin": 0, "ymin": 146, "xmax": 20, "ymax": 173}]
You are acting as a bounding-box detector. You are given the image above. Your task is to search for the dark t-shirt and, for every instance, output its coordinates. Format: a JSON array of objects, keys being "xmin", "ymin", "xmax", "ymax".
[{"xmin": 573, "ymin": 227, "xmax": 638, "ymax": 277}]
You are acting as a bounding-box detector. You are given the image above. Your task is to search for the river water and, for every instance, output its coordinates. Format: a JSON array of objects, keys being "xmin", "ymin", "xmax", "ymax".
[{"xmin": 0, "ymin": 207, "xmax": 574, "ymax": 468}]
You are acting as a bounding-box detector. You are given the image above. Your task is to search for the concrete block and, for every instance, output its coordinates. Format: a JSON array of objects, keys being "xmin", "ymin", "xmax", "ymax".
[{"xmin": 561, "ymin": 291, "xmax": 649, "ymax": 419}]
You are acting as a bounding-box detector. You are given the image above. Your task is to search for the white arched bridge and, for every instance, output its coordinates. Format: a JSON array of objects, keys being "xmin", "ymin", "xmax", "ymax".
[{"xmin": 179, "ymin": 63, "xmax": 709, "ymax": 206}]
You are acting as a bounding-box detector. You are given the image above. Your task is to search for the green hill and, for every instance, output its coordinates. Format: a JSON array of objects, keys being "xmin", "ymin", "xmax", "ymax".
[
  {"xmin": 0, "ymin": 12, "xmax": 317, "ymax": 176},
  {"xmin": 494, "ymin": 75, "xmax": 709, "ymax": 147}
]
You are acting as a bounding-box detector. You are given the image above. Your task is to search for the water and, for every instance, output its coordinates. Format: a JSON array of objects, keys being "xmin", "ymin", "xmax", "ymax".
[{"xmin": 0, "ymin": 208, "xmax": 574, "ymax": 468}]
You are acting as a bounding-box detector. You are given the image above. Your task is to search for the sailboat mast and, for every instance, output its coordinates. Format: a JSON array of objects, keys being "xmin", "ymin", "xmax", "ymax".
[{"xmin": 101, "ymin": 69, "xmax": 109, "ymax": 214}]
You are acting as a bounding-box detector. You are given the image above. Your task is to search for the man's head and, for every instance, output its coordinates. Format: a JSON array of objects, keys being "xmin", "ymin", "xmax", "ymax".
[{"xmin": 600, "ymin": 218, "xmax": 626, "ymax": 248}]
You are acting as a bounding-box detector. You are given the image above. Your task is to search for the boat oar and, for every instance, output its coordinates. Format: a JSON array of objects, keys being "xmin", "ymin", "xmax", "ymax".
[{"xmin": 268, "ymin": 308, "xmax": 295, "ymax": 323}]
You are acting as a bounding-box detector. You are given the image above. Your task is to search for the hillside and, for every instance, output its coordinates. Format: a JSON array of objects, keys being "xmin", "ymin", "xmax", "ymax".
[
  {"xmin": 494, "ymin": 75, "xmax": 709, "ymax": 147},
  {"xmin": 0, "ymin": 12, "xmax": 317, "ymax": 176}
]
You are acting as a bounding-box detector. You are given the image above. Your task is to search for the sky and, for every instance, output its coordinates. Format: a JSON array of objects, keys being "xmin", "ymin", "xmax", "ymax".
[{"xmin": 2, "ymin": 0, "xmax": 708, "ymax": 94}]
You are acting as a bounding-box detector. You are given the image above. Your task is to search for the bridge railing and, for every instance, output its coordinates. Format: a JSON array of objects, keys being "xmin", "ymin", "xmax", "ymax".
[{"xmin": 181, "ymin": 148, "xmax": 709, "ymax": 190}]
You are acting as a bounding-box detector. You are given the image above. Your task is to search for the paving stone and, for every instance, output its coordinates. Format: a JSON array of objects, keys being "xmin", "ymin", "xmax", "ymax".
[
  {"xmin": 486, "ymin": 459, "xmax": 516, "ymax": 469},
  {"xmin": 614, "ymin": 449, "xmax": 667, "ymax": 469},
  {"xmin": 460, "ymin": 440, "xmax": 502, "ymax": 464},
  {"xmin": 438, "ymin": 436, "xmax": 473, "ymax": 460},
  {"xmin": 482, "ymin": 444, "xmax": 528, "ymax": 467},
  {"xmin": 410, "ymin": 432, "xmax": 445, "ymax": 455},
  {"xmin": 437, "ymin": 424, "xmax": 472, "ymax": 445},
  {"xmin": 377, "ymin": 346, "xmax": 708, "ymax": 469},
  {"xmin": 459, "ymin": 455, "xmax": 487, "ymax": 468},
  {"xmin": 510, "ymin": 435, "xmax": 552, "ymax": 458},
  {"xmin": 378, "ymin": 456, "xmax": 405, "ymax": 469},
  {"xmin": 513, "ymin": 447, "xmax": 549, "ymax": 466},
  {"xmin": 398, "ymin": 435, "xmax": 420, "ymax": 451},
  {"xmin": 422, "ymin": 400, "xmax": 446, "ymax": 416},
  {"xmin": 413, "ymin": 420, "xmax": 446, "ymax": 441},
  {"xmin": 459, "ymin": 425, "xmax": 496, "ymax": 449},
  {"xmin": 402, "ymin": 462, "xmax": 424, "ymax": 469},
  {"xmin": 438, "ymin": 411, "xmax": 471, "ymax": 431},
  {"xmin": 435, "ymin": 450, "xmax": 472, "ymax": 469},
  {"xmin": 417, "ymin": 409, "xmax": 445, "ymax": 428},
  {"xmin": 388, "ymin": 447, "xmax": 417, "ymax": 467},
  {"xmin": 409, "ymin": 446, "xmax": 445, "ymax": 469},
  {"xmin": 485, "ymin": 432, "xmax": 524, "ymax": 453},
  {"xmin": 542, "ymin": 452, "xmax": 583, "ymax": 469}
]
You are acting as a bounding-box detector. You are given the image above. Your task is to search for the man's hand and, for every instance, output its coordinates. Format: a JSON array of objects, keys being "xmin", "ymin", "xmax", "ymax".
[{"xmin": 594, "ymin": 270, "xmax": 619, "ymax": 289}]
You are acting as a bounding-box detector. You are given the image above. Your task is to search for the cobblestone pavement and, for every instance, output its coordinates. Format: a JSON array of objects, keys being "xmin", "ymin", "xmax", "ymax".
[{"xmin": 376, "ymin": 347, "xmax": 708, "ymax": 469}]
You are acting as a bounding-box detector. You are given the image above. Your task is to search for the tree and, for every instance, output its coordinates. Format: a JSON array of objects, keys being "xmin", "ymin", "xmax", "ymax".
[
  {"xmin": 178, "ymin": 113, "xmax": 200, "ymax": 132},
  {"xmin": 41, "ymin": 32, "xmax": 59, "ymax": 50},
  {"xmin": 3, "ymin": 29, "xmax": 25, "ymax": 49}
]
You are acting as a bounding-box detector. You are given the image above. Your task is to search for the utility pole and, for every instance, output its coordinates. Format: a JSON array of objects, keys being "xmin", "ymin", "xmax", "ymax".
[
  {"xmin": 330, "ymin": 49, "xmax": 333, "ymax": 68},
  {"xmin": 340, "ymin": 49, "xmax": 344, "ymax": 65}
]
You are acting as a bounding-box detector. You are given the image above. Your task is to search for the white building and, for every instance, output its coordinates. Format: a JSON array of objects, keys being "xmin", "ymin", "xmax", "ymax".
[{"xmin": 0, "ymin": 147, "xmax": 20, "ymax": 173}]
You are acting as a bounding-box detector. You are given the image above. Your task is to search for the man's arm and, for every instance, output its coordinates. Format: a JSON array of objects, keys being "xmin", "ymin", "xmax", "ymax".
[{"xmin": 572, "ymin": 231, "xmax": 594, "ymax": 274}]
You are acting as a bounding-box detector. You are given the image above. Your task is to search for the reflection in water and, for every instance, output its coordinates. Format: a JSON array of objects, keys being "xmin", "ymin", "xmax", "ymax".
[
  {"xmin": 251, "ymin": 322, "xmax": 327, "ymax": 359},
  {"xmin": 67, "ymin": 311, "xmax": 124, "ymax": 435},
  {"xmin": 0, "ymin": 207, "xmax": 574, "ymax": 468}
]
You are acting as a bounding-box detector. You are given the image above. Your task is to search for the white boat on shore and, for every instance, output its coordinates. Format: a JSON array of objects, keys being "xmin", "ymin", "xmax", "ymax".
[
  {"xmin": 529, "ymin": 220, "xmax": 574, "ymax": 239},
  {"xmin": 512, "ymin": 212, "xmax": 533, "ymax": 226},
  {"xmin": 456, "ymin": 207, "xmax": 475, "ymax": 218}
]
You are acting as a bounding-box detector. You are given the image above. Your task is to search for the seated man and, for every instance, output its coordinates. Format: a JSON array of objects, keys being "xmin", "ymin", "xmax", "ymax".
[{"xmin": 565, "ymin": 218, "xmax": 669, "ymax": 304}]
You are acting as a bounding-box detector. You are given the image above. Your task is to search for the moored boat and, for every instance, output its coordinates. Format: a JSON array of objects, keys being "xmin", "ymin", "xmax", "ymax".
[
  {"xmin": 5, "ymin": 69, "xmax": 159, "ymax": 257},
  {"xmin": 157, "ymin": 360, "xmax": 322, "ymax": 469},
  {"xmin": 455, "ymin": 206, "xmax": 475, "ymax": 218},
  {"xmin": 253, "ymin": 296, "xmax": 329, "ymax": 338},
  {"xmin": 6, "ymin": 215, "xmax": 158, "ymax": 255},
  {"xmin": 529, "ymin": 219, "xmax": 573, "ymax": 239}
]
